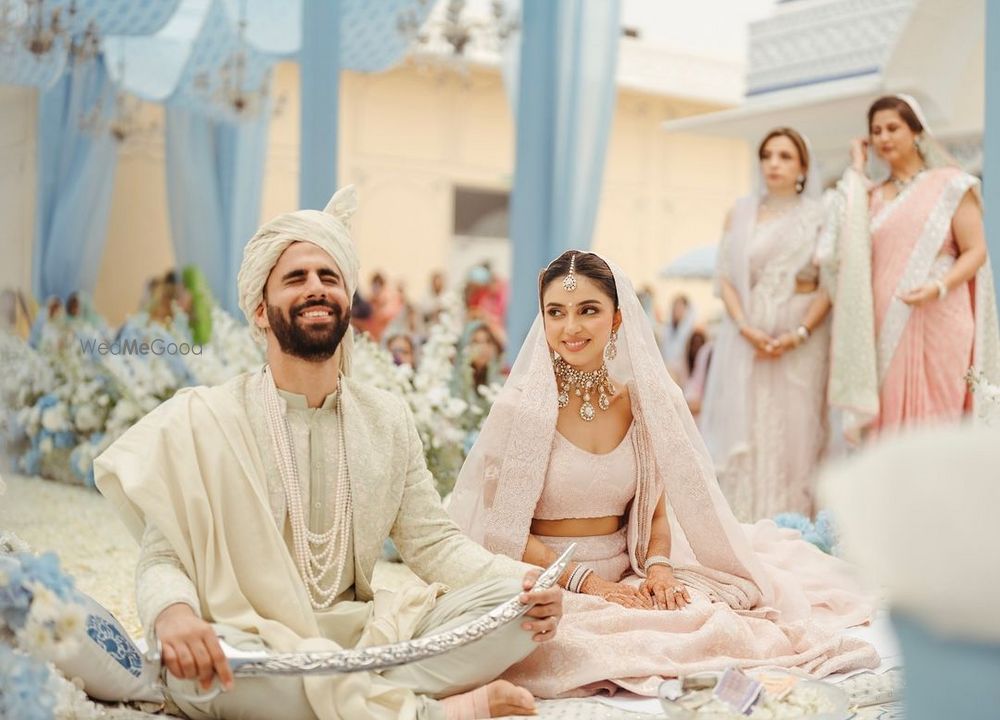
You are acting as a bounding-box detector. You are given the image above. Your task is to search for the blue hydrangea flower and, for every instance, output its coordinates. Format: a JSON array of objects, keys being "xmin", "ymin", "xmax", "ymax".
[
  {"xmin": 19, "ymin": 448, "xmax": 41, "ymax": 476},
  {"xmin": 0, "ymin": 556, "xmax": 32, "ymax": 629},
  {"xmin": 0, "ymin": 644, "xmax": 56, "ymax": 720},
  {"xmin": 17, "ymin": 553, "xmax": 76, "ymax": 601},
  {"xmin": 813, "ymin": 510, "xmax": 838, "ymax": 552},
  {"xmin": 36, "ymin": 394, "xmax": 59, "ymax": 411},
  {"xmin": 773, "ymin": 512, "xmax": 812, "ymax": 533},
  {"xmin": 772, "ymin": 512, "xmax": 836, "ymax": 554},
  {"xmin": 52, "ymin": 431, "xmax": 76, "ymax": 450}
]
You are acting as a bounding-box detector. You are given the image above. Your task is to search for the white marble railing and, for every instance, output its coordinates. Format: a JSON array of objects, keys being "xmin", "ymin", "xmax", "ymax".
[{"xmin": 747, "ymin": 0, "xmax": 915, "ymax": 96}]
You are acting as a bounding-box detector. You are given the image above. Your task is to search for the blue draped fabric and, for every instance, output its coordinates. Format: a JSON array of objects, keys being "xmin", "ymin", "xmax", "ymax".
[
  {"xmin": 33, "ymin": 58, "xmax": 119, "ymax": 301},
  {"xmin": 165, "ymin": 105, "xmax": 270, "ymax": 316},
  {"xmin": 505, "ymin": 0, "xmax": 622, "ymax": 349},
  {"xmin": 299, "ymin": 0, "xmax": 342, "ymax": 209},
  {"xmin": 0, "ymin": 0, "xmax": 180, "ymax": 90},
  {"xmin": 986, "ymin": 0, "xmax": 1000, "ymax": 292},
  {"xmin": 25, "ymin": 0, "xmax": 431, "ymax": 313}
]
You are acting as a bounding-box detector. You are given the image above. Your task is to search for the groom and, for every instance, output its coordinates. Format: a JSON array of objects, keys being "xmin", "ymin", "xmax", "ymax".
[{"xmin": 95, "ymin": 186, "xmax": 561, "ymax": 720}]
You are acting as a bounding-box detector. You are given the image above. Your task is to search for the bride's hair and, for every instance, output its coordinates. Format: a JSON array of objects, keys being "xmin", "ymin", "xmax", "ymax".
[{"xmin": 538, "ymin": 251, "xmax": 619, "ymax": 310}]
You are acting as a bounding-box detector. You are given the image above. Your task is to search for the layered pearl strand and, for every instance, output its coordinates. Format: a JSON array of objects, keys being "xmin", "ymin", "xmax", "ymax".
[{"xmin": 261, "ymin": 366, "xmax": 352, "ymax": 610}]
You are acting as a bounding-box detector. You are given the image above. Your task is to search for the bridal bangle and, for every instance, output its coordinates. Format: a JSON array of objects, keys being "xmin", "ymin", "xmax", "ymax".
[
  {"xmin": 566, "ymin": 564, "xmax": 594, "ymax": 593},
  {"xmin": 644, "ymin": 555, "xmax": 674, "ymax": 572},
  {"xmin": 795, "ymin": 325, "xmax": 811, "ymax": 343},
  {"xmin": 935, "ymin": 279, "xmax": 948, "ymax": 299}
]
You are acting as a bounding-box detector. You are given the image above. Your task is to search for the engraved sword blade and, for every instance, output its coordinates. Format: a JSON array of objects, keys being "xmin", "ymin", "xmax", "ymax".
[{"xmin": 229, "ymin": 543, "xmax": 576, "ymax": 677}]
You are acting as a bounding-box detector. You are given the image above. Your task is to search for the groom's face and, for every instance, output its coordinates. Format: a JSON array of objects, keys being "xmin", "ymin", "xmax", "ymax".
[{"xmin": 257, "ymin": 242, "xmax": 351, "ymax": 362}]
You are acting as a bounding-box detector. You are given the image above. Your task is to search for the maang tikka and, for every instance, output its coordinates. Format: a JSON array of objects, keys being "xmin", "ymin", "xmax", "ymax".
[{"xmin": 562, "ymin": 254, "xmax": 578, "ymax": 292}]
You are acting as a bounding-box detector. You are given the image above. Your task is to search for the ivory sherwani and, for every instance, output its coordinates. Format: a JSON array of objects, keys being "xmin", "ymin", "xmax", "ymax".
[{"xmin": 95, "ymin": 369, "xmax": 533, "ymax": 720}]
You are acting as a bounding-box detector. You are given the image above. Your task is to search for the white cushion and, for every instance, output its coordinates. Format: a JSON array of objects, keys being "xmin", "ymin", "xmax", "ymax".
[{"xmin": 51, "ymin": 592, "xmax": 164, "ymax": 703}]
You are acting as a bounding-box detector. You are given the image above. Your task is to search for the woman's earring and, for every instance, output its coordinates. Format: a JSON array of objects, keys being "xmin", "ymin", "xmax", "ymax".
[
  {"xmin": 552, "ymin": 349, "xmax": 561, "ymax": 362},
  {"xmin": 603, "ymin": 330, "xmax": 618, "ymax": 362},
  {"xmin": 914, "ymin": 134, "xmax": 926, "ymax": 157},
  {"xmin": 795, "ymin": 174, "xmax": 805, "ymax": 193}
]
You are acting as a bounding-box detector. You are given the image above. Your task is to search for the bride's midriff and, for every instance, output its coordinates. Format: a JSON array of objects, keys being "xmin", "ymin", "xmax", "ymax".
[{"xmin": 531, "ymin": 516, "xmax": 623, "ymax": 537}]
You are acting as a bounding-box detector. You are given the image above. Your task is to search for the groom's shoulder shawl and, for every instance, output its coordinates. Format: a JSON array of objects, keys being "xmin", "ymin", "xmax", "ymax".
[{"xmin": 93, "ymin": 372, "xmax": 259, "ymax": 542}]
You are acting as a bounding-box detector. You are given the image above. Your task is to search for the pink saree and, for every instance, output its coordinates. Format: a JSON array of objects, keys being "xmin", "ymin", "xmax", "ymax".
[
  {"xmin": 871, "ymin": 167, "xmax": 976, "ymax": 432},
  {"xmin": 823, "ymin": 166, "xmax": 1000, "ymax": 441},
  {"xmin": 448, "ymin": 255, "xmax": 878, "ymax": 698}
]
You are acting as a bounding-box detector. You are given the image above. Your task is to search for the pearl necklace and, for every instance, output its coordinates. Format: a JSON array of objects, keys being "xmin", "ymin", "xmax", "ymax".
[
  {"xmin": 553, "ymin": 356, "xmax": 615, "ymax": 421},
  {"xmin": 261, "ymin": 366, "xmax": 352, "ymax": 610}
]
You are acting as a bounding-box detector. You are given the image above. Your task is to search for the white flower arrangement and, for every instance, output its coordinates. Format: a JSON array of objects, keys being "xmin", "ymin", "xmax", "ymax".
[
  {"xmin": 352, "ymin": 291, "xmax": 500, "ymax": 495},
  {"xmin": 0, "ymin": 541, "xmax": 90, "ymax": 720},
  {"xmin": 3, "ymin": 292, "xmax": 499, "ymax": 496},
  {"xmin": 0, "ymin": 534, "xmax": 127, "ymax": 720},
  {"xmin": 965, "ymin": 367, "xmax": 1000, "ymax": 427},
  {"xmin": 966, "ymin": 367, "xmax": 1000, "ymax": 426},
  {"xmin": 183, "ymin": 306, "xmax": 266, "ymax": 386},
  {"xmin": 0, "ymin": 307, "xmax": 264, "ymax": 486}
]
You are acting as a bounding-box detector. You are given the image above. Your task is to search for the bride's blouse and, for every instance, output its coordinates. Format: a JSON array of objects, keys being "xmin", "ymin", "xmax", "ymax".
[{"xmin": 533, "ymin": 424, "xmax": 637, "ymax": 520}]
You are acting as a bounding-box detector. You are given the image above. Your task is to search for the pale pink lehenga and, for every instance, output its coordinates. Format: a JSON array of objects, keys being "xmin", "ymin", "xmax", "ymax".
[{"xmin": 448, "ymin": 256, "xmax": 878, "ymax": 699}]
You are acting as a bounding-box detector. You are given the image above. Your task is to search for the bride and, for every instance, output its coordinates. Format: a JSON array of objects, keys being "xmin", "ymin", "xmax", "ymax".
[{"xmin": 448, "ymin": 250, "xmax": 878, "ymax": 698}]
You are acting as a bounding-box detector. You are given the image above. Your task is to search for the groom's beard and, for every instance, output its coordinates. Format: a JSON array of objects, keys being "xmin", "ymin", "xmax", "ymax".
[{"xmin": 266, "ymin": 299, "xmax": 350, "ymax": 362}]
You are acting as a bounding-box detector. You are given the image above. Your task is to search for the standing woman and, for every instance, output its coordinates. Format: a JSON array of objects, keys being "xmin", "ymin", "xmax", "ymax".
[
  {"xmin": 822, "ymin": 95, "xmax": 1000, "ymax": 441},
  {"xmin": 700, "ymin": 128, "xmax": 832, "ymax": 522}
]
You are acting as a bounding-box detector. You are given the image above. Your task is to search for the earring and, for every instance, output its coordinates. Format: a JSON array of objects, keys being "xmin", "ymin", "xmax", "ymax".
[
  {"xmin": 603, "ymin": 330, "xmax": 618, "ymax": 362},
  {"xmin": 915, "ymin": 135, "xmax": 926, "ymax": 157},
  {"xmin": 795, "ymin": 174, "xmax": 805, "ymax": 193},
  {"xmin": 552, "ymin": 349, "xmax": 561, "ymax": 362}
]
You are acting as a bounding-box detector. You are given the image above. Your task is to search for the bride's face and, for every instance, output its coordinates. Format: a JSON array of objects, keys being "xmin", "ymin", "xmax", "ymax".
[{"xmin": 542, "ymin": 274, "xmax": 620, "ymax": 372}]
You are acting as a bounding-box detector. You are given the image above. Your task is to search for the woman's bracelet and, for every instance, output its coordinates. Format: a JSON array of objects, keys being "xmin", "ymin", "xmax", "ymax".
[
  {"xmin": 934, "ymin": 279, "xmax": 948, "ymax": 300},
  {"xmin": 644, "ymin": 555, "xmax": 674, "ymax": 572},
  {"xmin": 565, "ymin": 564, "xmax": 594, "ymax": 593},
  {"xmin": 795, "ymin": 325, "xmax": 811, "ymax": 343}
]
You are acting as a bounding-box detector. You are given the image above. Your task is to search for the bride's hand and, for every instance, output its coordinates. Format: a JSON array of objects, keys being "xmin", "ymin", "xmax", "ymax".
[
  {"xmin": 580, "ymin": 574, "xmax": 653, "ymax": 610},
  {"xmin": 639, "ymin": 566, "xmax": 691, "ymax": 610}
]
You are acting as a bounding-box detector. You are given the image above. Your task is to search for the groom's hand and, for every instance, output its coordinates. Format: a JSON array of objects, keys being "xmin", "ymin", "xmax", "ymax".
[
  {"xmin": 155, "ymin": 603, "xmax": 234, "ymax": 691},
  {"xmin": 519, "ymin": 569, "xmax": 563, "ymax": 642}
]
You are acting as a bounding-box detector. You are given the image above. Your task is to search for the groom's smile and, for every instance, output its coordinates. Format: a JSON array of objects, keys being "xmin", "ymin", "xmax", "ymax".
[{"xmin": 258, "ymin": 242, "xmax": 353, "ymax": 362}]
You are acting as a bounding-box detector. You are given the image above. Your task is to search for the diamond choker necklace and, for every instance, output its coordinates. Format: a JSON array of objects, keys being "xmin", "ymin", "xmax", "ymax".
[{"xmin": 553, "ymin": 356, "xmax": 615, "ymax": 422}]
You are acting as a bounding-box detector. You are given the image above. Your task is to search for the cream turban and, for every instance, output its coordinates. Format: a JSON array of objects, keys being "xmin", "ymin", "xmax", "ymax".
[{"xmin": 237, "ymin": 185, "xmax": 360, "ymax": 374}]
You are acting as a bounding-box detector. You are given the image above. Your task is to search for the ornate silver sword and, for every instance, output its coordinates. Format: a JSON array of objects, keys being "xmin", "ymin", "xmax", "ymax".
[{"xmin": 152, "ymin": 545, "xmax": 574, "ymax": 701}]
